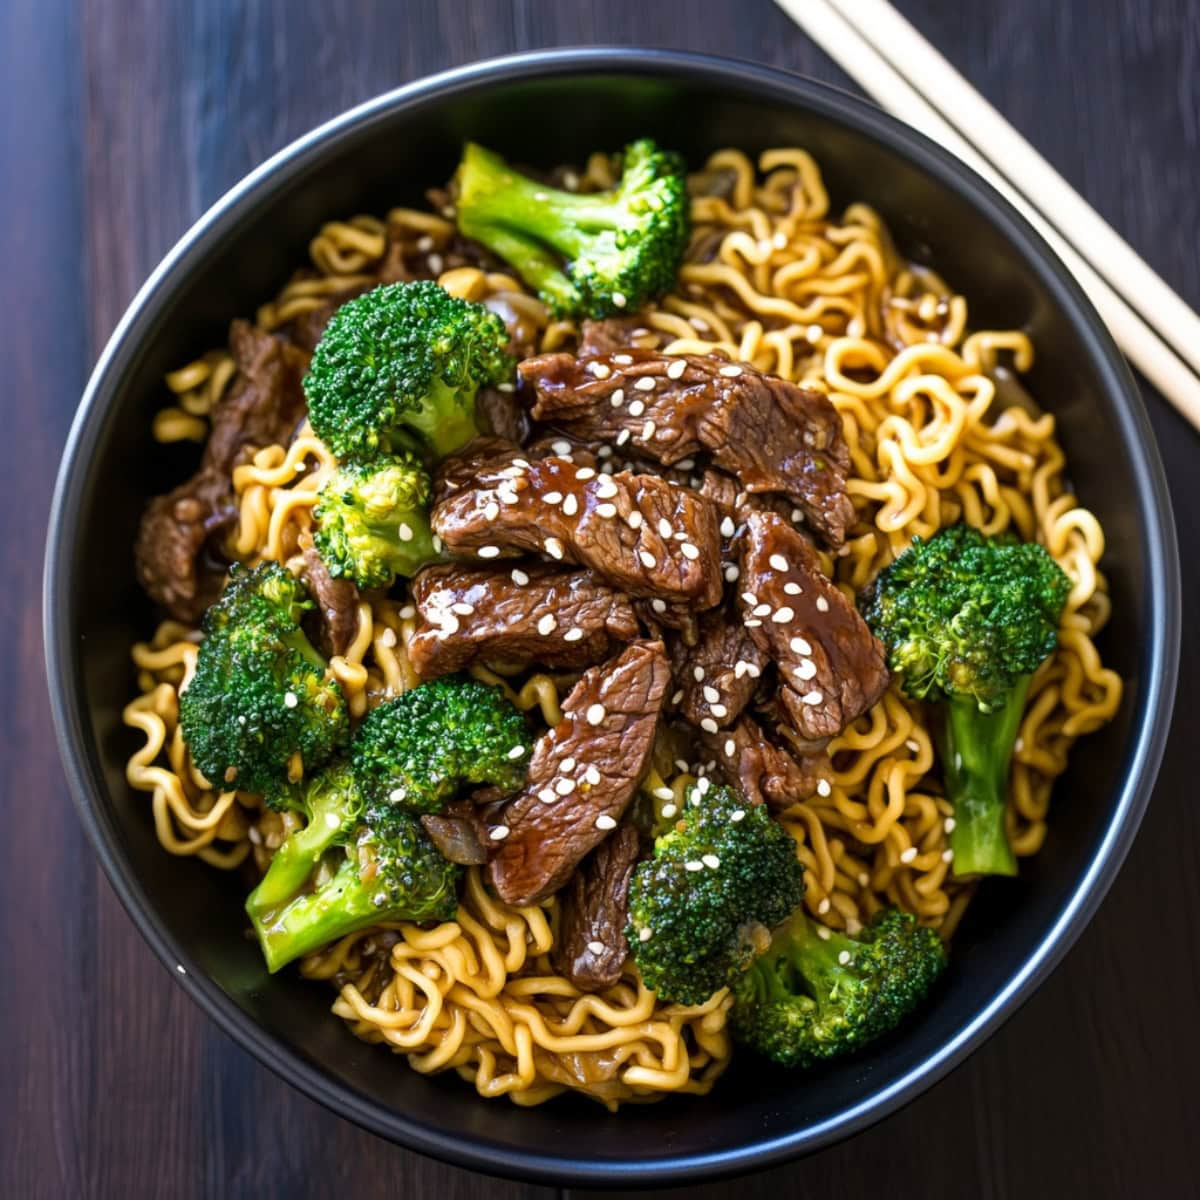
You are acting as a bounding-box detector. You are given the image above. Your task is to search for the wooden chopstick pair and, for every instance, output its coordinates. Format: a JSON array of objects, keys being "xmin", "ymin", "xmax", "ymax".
[{"xmin": 775, "ymin": 0, "xmax": 1200, "ymax": 430}]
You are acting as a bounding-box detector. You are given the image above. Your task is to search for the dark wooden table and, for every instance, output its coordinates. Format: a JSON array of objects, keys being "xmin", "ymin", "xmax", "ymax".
[{"xmin": 4, "ymin": 1, "xmax": 1197, "ymax": 1196}]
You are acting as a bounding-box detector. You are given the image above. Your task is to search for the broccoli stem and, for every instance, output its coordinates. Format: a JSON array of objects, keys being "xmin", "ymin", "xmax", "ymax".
[
  {"xmin": 252, "ymin": 855, "xmax": 381, "ymax": 973},
  {"xmin": 280, "ymin": 626, "xmax": 329, "ymax": 673},
  {"xmin": 939, "ymin": 678, "xmax": 1030, "ymax": 878},
  {"xmin": 463, "ymin": 222, "xmax": 580, "ymax": 313},
  {"xmin": 401, "ymin": 376, "xmax": 483, "ymax": 459}
]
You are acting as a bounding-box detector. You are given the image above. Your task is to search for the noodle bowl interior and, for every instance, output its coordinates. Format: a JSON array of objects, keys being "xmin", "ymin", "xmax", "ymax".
[{"xmin": 126, "ymin": 145, "xmax": 1121, "ymax": 1108}]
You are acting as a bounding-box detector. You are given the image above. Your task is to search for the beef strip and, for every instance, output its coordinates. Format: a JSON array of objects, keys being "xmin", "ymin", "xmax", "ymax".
[
  {"xmin": 134, "ymin": 321, "xmax": 310, "ymax": 621},
  {"xmin": 431, "ymin": 441, "xmax": 723, "ymax": 617},
  {"xmin": 487, "ymin": 641, "xmax": 669, "ymax": 905},
  {"xmin": 738, "ymin": 511, "xmax": 888, "ymax": 740},
  {"xmin": 576, "ymin": 317, "xmax": 663, "ymax": 357},
  {"xmin": 407, "ymin": 562, "xmax": 639, "ymax": 678},
  {"xmin": 699, "ymin": 714, "xmax": 833, "ymax": 813},
  {"xmin": 519, "ymin": 349, "xmax": 854, "ymax": 546},
  {"xmin": 420, "ymin": 810, "xmax": 489, "ymax": 866},
  {"xmin": 553, "ymin": 822, "xmax": 640, "ymax": 991},
  {"xmin": 300, "ymin": 540, "xmax": 360, "ymax": 658},
  {"xmin": 476, "ymin": 386, "xmax": 529, "ymax": 444},
  {"xmin": 668, "ymin": 606, "xmax": 769, "ymax": 731}
]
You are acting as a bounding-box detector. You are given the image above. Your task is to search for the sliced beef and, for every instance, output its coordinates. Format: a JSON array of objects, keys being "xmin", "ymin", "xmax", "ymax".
[
  {"xmin": 133, "ymin": 469, "xmax": 234, "ymax": 623},
  {"xmin": 738, "ymin": 511, "xmax": 888, "ymax": 740},
  {"xmin": 668, "ymin": 606, "xmax": 768, "ymax": 731},
  {"xmin": 407, "ymin": 563, "xmax": 638, "ymax": 678},
  {"xmin": 553, "ymin": 822, "xmax": 640, "ymax": 991},
  {"xmin": 487, "ymin": 641, "xmax": 670, "ymax": 905},
  {"xmin": 431, "ymin": 441, "xmax": 723, "ymax": 617},
  {"xmin": 300, "ymin": 541, "xmax": 360, "ymax": 658},
  {"xmin": 420, "ymin": 810, "xmax": 489, "ymax": 866},
  {"xmin": 519, "ymin": 349, "xmax": 853, "ymax": 546},
  {"xmin": 576, "ymin": 317, "xmax": 661, "ymax": 357},
  {"xmin": 134, "ymin": 321, "xmax": 311, "ymax": 622},
  {"xmin": 699, "ymin": 714, "xmax": 833, "ymax": 813},
  {"xmin": 476, "ymin": 386, "xmax": 529, "ymax": 444},
  {"xmin": 282, "ymin": 282, "xmax": 373, "ymax": 352}
]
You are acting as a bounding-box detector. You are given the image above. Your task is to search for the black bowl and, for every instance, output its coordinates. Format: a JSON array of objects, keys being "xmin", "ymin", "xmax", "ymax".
[{"xmin": 44, "ymin": 48, "xmax": 1179, "ymax": 1187}]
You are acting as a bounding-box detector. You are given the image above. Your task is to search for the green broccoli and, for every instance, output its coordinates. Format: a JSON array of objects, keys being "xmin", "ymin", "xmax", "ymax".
[
  {"xmin": 625, "ymin": 784, "xmax": 806, "ymax": 1005},
  {"xmin": 313, "ymin": 451, "xmax": 438, "ymax": 589},
  {"xmin": 246, "ymin": 761, "xmax": 460, "ymax": 972},
  {"xmin": 179, "ymin": 562, "xmax": 349, "ymax": 794},
  {"xmin": 303, "ymin": 280, "xmax": 514, "ymax": 461},
  {"xmin": 731, "ymin": 908, "xmax": 945, "ymax": 1068},
  {"xmin": 352, "ymin": 675, "xmax": 530, "ymax": 815},
  {"xmin": 454, "ymin": 139, "xmax": 689, "ymax": 318},
  {"xmin": 860, "ymin": 524, "xmax": 1071, "ymax": 877}
]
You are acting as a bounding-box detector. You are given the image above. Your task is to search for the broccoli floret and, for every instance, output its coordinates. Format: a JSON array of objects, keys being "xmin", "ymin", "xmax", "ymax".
[
  {"xmin": 303, "ymin": 280, "xmax": 514, "ymax": 461},
  {"xmin": 860, "ymin": 524, "xmax": 1071, "ymax": 877},
  {"xmin": 731, "ymin": 908, "xmax": 945, "ymax": 1068},
  {"xmin": 454, "ymin": 139, "xmax": 689, "ymax": 318},
  {"xmin": 625, "ymin": 785, "xmax": 806, "ymax": 1004},
  {"xmin": 179, "ymin": 562, "xmax": 349, "ymax": 794},
  {"xmin": 313, "ymin": 451, "xmax": 438, "ymax": 588},
  {"xmin": 246, "ymin": 761, "xmax": 460, "ymax": 972},
  {"xmin": 352, "ymin": 675, "xmax": 530, "ymax": 815}
]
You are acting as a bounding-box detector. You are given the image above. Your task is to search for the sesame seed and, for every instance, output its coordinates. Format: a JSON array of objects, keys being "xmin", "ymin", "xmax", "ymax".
[
  {"xmin": 719, "ymin": 516, "xmax": 735, "ymax": 538},
  {"xmin": 769, "ymin": 554, "xmax": 789, "ymax": 571},
  {"xmin": 399, "ymin": 605, "xmax": 416, "ymax": 619},
  {"xmin": 589, "ymin": 362, "xmax": 611, "ymax": 379},
  {"xmin": 283, "ymin": 691, "xmax": 298, "ymax": 708},
  {"xmin": 744, "ymin": 618, "xmax": 762, "ymax": 628},
  {"xmin": 586, "ymin": 940, "xmax": 606, "ymax": 955},
  {"xmin": 818, "ymin": 897, "xmax": 831, "ymax": 914},
  {"xmin": 627, "ymin": 398, "xmax": 646, "ymax": 417},
  {"xmin": 389, "ymin": 787, "xmax": 408, "ymax": 804},
  {"xmin": 586, "ymin": 703, "xmax": 606, "ymax": 725},
  {"xmin": 543, "ymin": 491, "xmax": 563, "ymax": 505},
  {"xmin": 437, "ymin": 613, "xmax": 460, "ymax": 635},
  {"xmin": 537, "ymin": 614, "xmax": 557, "ymax": 636},
  {"xmin": 733, "ymin": 662, "xmax": 747, "ymax": 679},
  {"xmin": 724, "ymin": 564, "xmax": 740, "ymax": 581},
  {"xmin": 512, "ymin": 458, "xmax": 531, "ymax": 470},
  {"xmin": 490, "ymin": 825, "xmax": 510, "ymax": 840},
  {"xmin": 653, "ymin": 786, "xmax": 675, "ymax": 801},
  {"xmin": 942, "ymin": 849, "xmax": 955, "ymax": 863},
  {"xmin": 772, "ymin": 606, "xmax": 795, "ymax": 623},
  {"xmin": 498, "ymin": 489, "xmax": 519, "ymax": 505},
  {"xmin": 596, "ymin": 476, "xmax": 619, "ymax": 498},
  {"xmin": 626, "ymin": 511, "xmax": 643, "ymax": 529},
  {"xmin": 650, "ymin": 598, "xmax": 667, "ymax": 615},
  {"xmin": 416, "ymin": 235, "xmax": 434, "ymax": 252},
  {"xmin": 689, "ymin": 315, "xmax": 709, "ymax": 331},
  {"xmin": 379, "ymin": 627, "xmax": 397, "ymax": 648},
  {"xmin": 730, "ymin": 808, "xmax": 746, "ymax": 822},
  {"xmin": 632, "ymin": 376, "xmax": 655, "ymax": 394},
  {"xmin": 711, "ymin": 703, "xmax": 728, "ymax": 718},
  {"xmin": 428, "ymin": 253, "xmax": 444, "ymax": 274},
  {"xmin": 561, "ymin": 756, "xmax": 576, "ymax": 772},
  {"xmin": 575, "ymin": 467, "xmax": 596, "ymax": 480},
  {"xmin": 661, "ymin": 803, "xmax": 678, "ymax": 819},
  {"xmin": 483, "ymin": 501, "xmax": 499, "ymax": 520},
  {"xmin": 816, "ymin": 596, "xmax": 830, "ymax": 613},
  {"xmin": 501, "ymin": 465, "xmax": 525, "ymax": 478},
  {"xmin": 858, "ymin": 872, "xmax": 870, "ymax": 887},
  {"xmin": 723, "ymin": 738, "xmax": 736, "ymax": 758},
  {"xmin": 719, "ymin": 364, "xmax": 743, "ymax": 377},
  {"xmin": 614, "ymin": 353, "xmax": 633, "ymax": 365},
  {"xmin": 394, "ymin": 522, "xmax": 413, "ymax": 543},
  {"xmin": 597, "ymin": 445, "xmax": 614, "ymax": 459},
  {"xmin": 451, "ymin": 602, "xmax": 475, "ymax": 615},
  {"xmin": 545, "ymin": 537, "xmax": 565, "ymax": 560},
  {"xmin": 555, "ymin": 777, "xmax": 576, "ymax": 795},
  {"xmin": 837, "ymin": 949, "xmax": 852, "ymax": 965},
  {"xmin": 639, "ymin": 926, "xmax": 653, "ymax": 942},
  {"xmin": 511, "ymin": 568, "xmax": 529, "ymax": 585},
  {"xmin": 817, "ymin": 779, "xmax": 832, "ymax": 797},
  {"xmin": 595, "ymin": 502, "xmax": 618, "ymax": 520},
  {"xmin": 794, "ymin": 659, "xmax": 817, "ymax": 681},
  {"xmin": 609, "ymin": 388, "xmax": 625, "ymax": 409},
  {"xmin": 784, "ymin": 581, "xmax": 803, "ymax": 596},
  {"xmin": 702, "ymin": 854, "xmax": 721, "ymax": 869},
  {"xmin": 906, "ymin": 738, "xmax": 920, "ymax": 752},
  {"xmin": 562, "ymin": 494, "xmax": 579, "ymax": 516},
  {"xmin": 563, "ymin": 628, "xmax": 584, "ymax": 642},
  {"xmin": 642, "ymin": 419, "xmax": 656, "ymax": 440},
  {"xmin": 661, "ymin": 358, "xmax": 685, "ymax": 380},
  {"xmin": 900, "ymin": 846, "xmax": 918, "ymax": 863},
  {"xmin": 612, "ymin": 292, "xmax": 627, "ymax": 308},
  {"xmin": 681, "ymin": 542, "xmax": 700, "ymax": 560},
  {"xmin": 552, "ymin": 440, "xmax": 573, "ymax": 456},
  {"xmin": 432, "ymin": 534, "xmax": 444, "ymax": 553},
  {"xmin": 507, "ymin": 745, "xmax": 525, "ymax": 760},
  {"xmin": 538, "ymin": 787, "xmax": 556, "ymax": 804},
  {"xmin": 693, "ymin": 666, "xmax": 705, "ymax": 681},
  {"xmin": 801, "ymin": 689, "xmax": 823, "ymax": 706},
  {"xmin": 752, "ymin": 604, "xmax": 771, "ymax": 617},
  {"xmin": 703, "ymin": 685, "xmax": 720, "ymax": 703},
  {"xmin": 684, "ymin": 860, "xmax": 704, "ymax": 872},
  {"xmin": 639, "ymin": 550, "xmax": 657, "ymax": 568},
  {"xmin": 616, "ymin": 429, "xmax": 631, "ymax": 446},
  {"xmin": 816, "ymin": 924, "xmax": 832, "ymax": 940},
  {"xmin": 496, "ymin": 381, "xmax": 515, "ymax": 393},
  {"xmin": 585, "ymin": 765, "xmax": 601, "ymax": 785},
  {"xmin": 773, "ymin": 231, "xmax": 789, "ymax": 249},
  {"xmin": 700, "ymin": 718, "xmax": 719, "ymax": 733},
  {"xmin": 478, "ymin": 545, "xmax": 501, "ymax": 559},
  {"xmin": 790, "ymin": 636, "xmax": 813, "ymax": 655},
  {"xmin": 595, "ymin": 814, "xmax": 617, "ymax": 830},
  {"xmin": 944, "ymin": 817, "xmax": 957, "ymax": 833},
  {"xmin": 652, "ymin": 518, "xmax": 669, "ymax": 538},
  {"xmin": 741, "ymin": 592, "xmax": 758, "ymax": 606},
  {"xmin": 671, "ymin": 690, "xmax": 684, "ymax": 705}
]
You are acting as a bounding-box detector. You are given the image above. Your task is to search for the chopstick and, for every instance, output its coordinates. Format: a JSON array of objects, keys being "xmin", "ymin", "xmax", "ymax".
[{"xmin": 774, "ymin": 0, "xmax": 1200, "ymax": 431}]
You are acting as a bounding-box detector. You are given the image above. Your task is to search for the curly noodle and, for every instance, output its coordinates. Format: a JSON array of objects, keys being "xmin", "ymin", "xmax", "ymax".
[{"xmin": 122, "ymin": 147, "xmax": 1121, "ymax": 1107}]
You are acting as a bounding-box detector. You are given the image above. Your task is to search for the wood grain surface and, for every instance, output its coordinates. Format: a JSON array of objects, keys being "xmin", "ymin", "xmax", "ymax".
[{"xmin": 3, "ymin": 1, "xmax": 1197, "ymax": 1196}]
